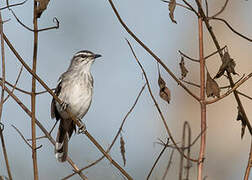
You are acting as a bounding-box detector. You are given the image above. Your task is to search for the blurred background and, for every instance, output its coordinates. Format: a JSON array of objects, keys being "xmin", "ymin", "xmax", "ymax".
[{"xmin": 0, "ymin": 0, "xmax": 252, "ymax": 179}]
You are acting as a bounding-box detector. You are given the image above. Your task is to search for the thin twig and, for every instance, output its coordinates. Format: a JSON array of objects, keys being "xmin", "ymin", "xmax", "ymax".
[
  {"xmin": 147, "ymin": 138, "xmax": 169, "ymax": 180},
  {"xmin": 3, "ymin": 66, "xmax": 23, "ymax": 103},
  {"xmin": 108, "ymin": 0, "xmax": 200, "ymax": 102},
  {"xmin": 0, "ymin": 10, "xmax": 12, "ymax": 180},
  {"xmin": 161, "ymin": 0, "xmax": 193, "ymax": 11},
  {"xmin": 161, "ymin": 149, "xmax": 174, "ymax": 180},
  {"xmin": 11, "ymin": 124, "xmax": 42, "ymax": 150},
  {"xmin": 244, "ymin": 140, "xmax": 252, "ymax": 180},
  {"xmin": 209, "ymin": 17, "xmax": 252, "ymax": 42},
  {"xmin": 0, "ymin": 0, "xmax": 28, "ymax": 10},
  {"xmin": 10, "ymin": 9, "xmax": 59, "ymax": 32},
  {"xmin": 181, "ymin": 0, "xmax": 199, "ymax": 17},
  {"xmin": 206, "ymin": 73, "xmax": 252, "ymax": 104},
  {"xmin": 204, "ymin": 0, "xmax": 208, "ymax": 17},
  {"xmin": 0, "ymin": 82, "xmax": 88, "ymax": 180},
  {"xmin": 211, "ymin": 0, "xmax": 229, "ymax": 18},
  {"xmin": 237, "ymin": 91, "xmax": 252, "ymax": 101},
  {"xmin": 178, "ymin": 50, "xmax": 199, "ymax": 62},
  {"xmin": 181, "ymin": 79, "xmax": 200, "ymax": 88},
  {"xmin": 126, "ymin": 39, "xmax": 198, "ymax": 162},
  {"xmin": 63, "ymin": 85, "xmax": 146, "ymax": 180},
  {"xmin": 31, "ymin": 1, "xmax": 39, "ymax": 179}
]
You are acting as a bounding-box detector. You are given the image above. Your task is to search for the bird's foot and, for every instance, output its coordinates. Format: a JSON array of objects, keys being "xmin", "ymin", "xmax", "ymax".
[
  {"xmin": 60, "ymin": 102, "xmax": 68, "ymax": 111},
  {"xmin": 77, "ymin": 120, "xmax": 86, "ymax": 134}
]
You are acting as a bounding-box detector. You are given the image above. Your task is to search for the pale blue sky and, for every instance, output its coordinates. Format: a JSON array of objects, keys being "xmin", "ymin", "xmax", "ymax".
[{"xmin": 0, "ymin": 0, "xmax": 252, "ymax": 179}]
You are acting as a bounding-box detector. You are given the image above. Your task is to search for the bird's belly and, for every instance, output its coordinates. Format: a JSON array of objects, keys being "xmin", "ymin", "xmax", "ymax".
[{"xmin": 57, "ymin": 83, "xmax": 92, "ymax": 120}]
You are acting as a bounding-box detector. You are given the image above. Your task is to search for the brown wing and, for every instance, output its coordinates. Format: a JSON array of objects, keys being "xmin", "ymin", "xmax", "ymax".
[{"xmin": 51, "ymin": 81, "xmax": 62, "ymax": 120}]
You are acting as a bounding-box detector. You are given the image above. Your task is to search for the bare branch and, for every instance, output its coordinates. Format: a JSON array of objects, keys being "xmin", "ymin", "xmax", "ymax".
[
  {"xmin": 211, "ymin": 0, "xmax": 229, "ymax": 18},
  {"xmin": 244, "ymin": 140, "xmax": 252, "ymax": 180},
  {"xmin": 108, "ymin": 0, "xmax": 200, "ymax": 102},
  {"xmin": 209, "ymin": 17, "xmax": 252, "ymax": 42},
  {"xmin": 178, "ymin": 50, "xmax": 199, "ymax": 62},
  {"xmin": 162, "ymin": 149, "xmax": 174, "ymax": 180},
  {"xmin": 147, "ymin": 138, "xmax": 169, "ymax": 180},
  {"xmin": 237, "ymin": 91, "xmax": 252, "ymax": 101},
  {"xmin": 10, "ymin": 9, "xmax": 59, "ymax": 32},
  {"xmin": 11, "ymin": 125, "xmax": 42, "ymax": 150},
  {"xmin": 181, "ymin": 79, "xmax": 200, "ymax": 88},
  {"xmin": 3, "ymin": 66, "xmax": 23, "ymax": 103},
  {"xmin": 126, "ymin": 39, "xmax": 198, "ymax": 162},
  {"xmin": 206, "ymin": 73, "xmax": 252, "ymax": 104},
  {"xmin": 161, "ymin": 0, "xmax": 193, "ymax": 11},
  {"xmin": 0, "ymin": 0, "xmax": 28, "ymax": 10}
]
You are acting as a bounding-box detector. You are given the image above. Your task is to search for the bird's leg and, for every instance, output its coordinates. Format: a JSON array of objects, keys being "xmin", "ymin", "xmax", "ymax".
[{"xmin": 77, "ymin": 119, "xmax": 86, "ymax": 134}]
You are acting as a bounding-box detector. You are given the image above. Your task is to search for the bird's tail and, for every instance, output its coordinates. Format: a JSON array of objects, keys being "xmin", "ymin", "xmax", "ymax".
[{"xmin": 55, "ymin": 119, "xmax": 75, "ymax": 162}]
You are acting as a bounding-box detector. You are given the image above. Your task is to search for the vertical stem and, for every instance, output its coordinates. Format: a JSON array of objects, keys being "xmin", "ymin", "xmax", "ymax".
[
  {"xmin": 198, "ymin": 0, "xmax": 206, "ymax": 180},
  {"xmin": 244, "ymin": 140, "xmax": 252, "ymax": 180},
  {"xmin": 31, "ymin": 1, "xmax": 39, "ymax": 179},
  {"xmin": 0, "ymin": 11, "xmax": 12, "ymax": 180}
]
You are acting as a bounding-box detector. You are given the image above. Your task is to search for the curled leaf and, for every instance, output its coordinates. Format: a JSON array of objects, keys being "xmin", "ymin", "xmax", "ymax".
[
  {"xmin": 168, "ymin": 0, "xmax": 177, "ymax": 24},
  {"xmin": 214, "ymin": 51, "xmax": 237, "ymax": 79},
  {"xmin": 179, "ymin": 56, "xmax": 188, "ymax": 79},
  {"xmin": 158, "ymin": 75, "xmax": 171, "ymax": 104},
  {"xmin": 206, "ymin": 71, "xmax": 220, "ymax": 98},
  {"xmin": 236, "ymin": 106, "xmax": 246, "ymax": 139},
  {"xmin": 36, "ymin": 0, "xmax": 50, "ymax": 18},
  {"xmin": 120, "ymin": 136, "xmax": 126, "ymax": 166}
]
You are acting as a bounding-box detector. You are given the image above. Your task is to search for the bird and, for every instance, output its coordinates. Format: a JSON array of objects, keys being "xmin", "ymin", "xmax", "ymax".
[{"xmin": 51, "ymin": 50, "xmax": 101, "ymax": 162}]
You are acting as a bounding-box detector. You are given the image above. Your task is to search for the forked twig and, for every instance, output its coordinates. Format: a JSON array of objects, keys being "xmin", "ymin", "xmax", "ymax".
[{"xmin": 10, "ymin": 9, "xmax": 59, "ymax": 32}]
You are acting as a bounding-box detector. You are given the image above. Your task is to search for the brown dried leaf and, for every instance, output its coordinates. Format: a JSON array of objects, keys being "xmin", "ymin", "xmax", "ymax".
[
  {"xmin": 237, "ymin": 106, "xmax": 246, "ymax": 139},
  {"xmin": 158, "ymin": 75, "xmax": 171, "ymax": 104},
  {"xmin": 36, "ymin": 0, "xmax": 50, "ymax": 18},
  {"xmin": 179, "ymin": 57, "xmax": 188, "ymax": 79},
  {"xmin": 158, "ymin": 74, "xmax": 166, "ymax": 89},
  {"xmin": 214, "ymin": 51, "xmax": 237, "ymax": 79},
  {"xmin": 120, "ymin": 136, "xmax": 126, "ymax": 166},
  {"xmin": 168, "ymin": 0, "xmax": 177, "ymax": 24},
  {"xmin": 206, "ymin": 72, "xmax": 220, "ymax": 98}
]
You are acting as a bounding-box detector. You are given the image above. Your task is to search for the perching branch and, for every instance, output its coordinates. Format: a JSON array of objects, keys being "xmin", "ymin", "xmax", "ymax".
[
  {"xmin": 3, "ymin": 33, "xmax": 132, "ymax": 180},
  {"xmin": 0, "ymin": 81, "xmax": 88, "ymax": 180}
]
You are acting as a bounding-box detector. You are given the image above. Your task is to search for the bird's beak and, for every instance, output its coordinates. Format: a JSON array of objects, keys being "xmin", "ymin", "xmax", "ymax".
[{"xmin": 94, "ymin": 54, "xmax": 102, "ymax": 59}]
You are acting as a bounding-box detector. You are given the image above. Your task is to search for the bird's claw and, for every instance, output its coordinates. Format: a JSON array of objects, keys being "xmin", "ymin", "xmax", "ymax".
[
  {"xmin": 78, "ymin": 121, "xmax": 86, "ymax": 134},
  {"xmin": 60, "ymin": 102, "xmax": 68, "ymax": 111}
]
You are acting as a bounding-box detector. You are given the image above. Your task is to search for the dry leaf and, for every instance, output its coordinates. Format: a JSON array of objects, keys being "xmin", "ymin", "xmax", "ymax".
[
  {"xmin": 168, "ymin": 0, "xmax": 177, "ymax": 24},
  {"xmin": 236, "ymin": 106, "xmax": 246, "ymax": 139},
  {"xmin": 120, "ymin": 136, "xmax": 126, "ymax": 166},
  {"xmin": 158, "ymin": 75, "xmax": 171, "ymax": 104},
  {"xmin": 214, "ymin": 51, "xmax": 237, "ymax": 79},
  {"xmin": 179, "ymin": 56, "xmax": 188, "ymax": 79},
  {"xmin": 36, "ymin": 0, "xmax": 50, "ymax": 18},
  {"xmin": 206, "ymin": 71, "xmax": 220, "ymax": 98}
]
